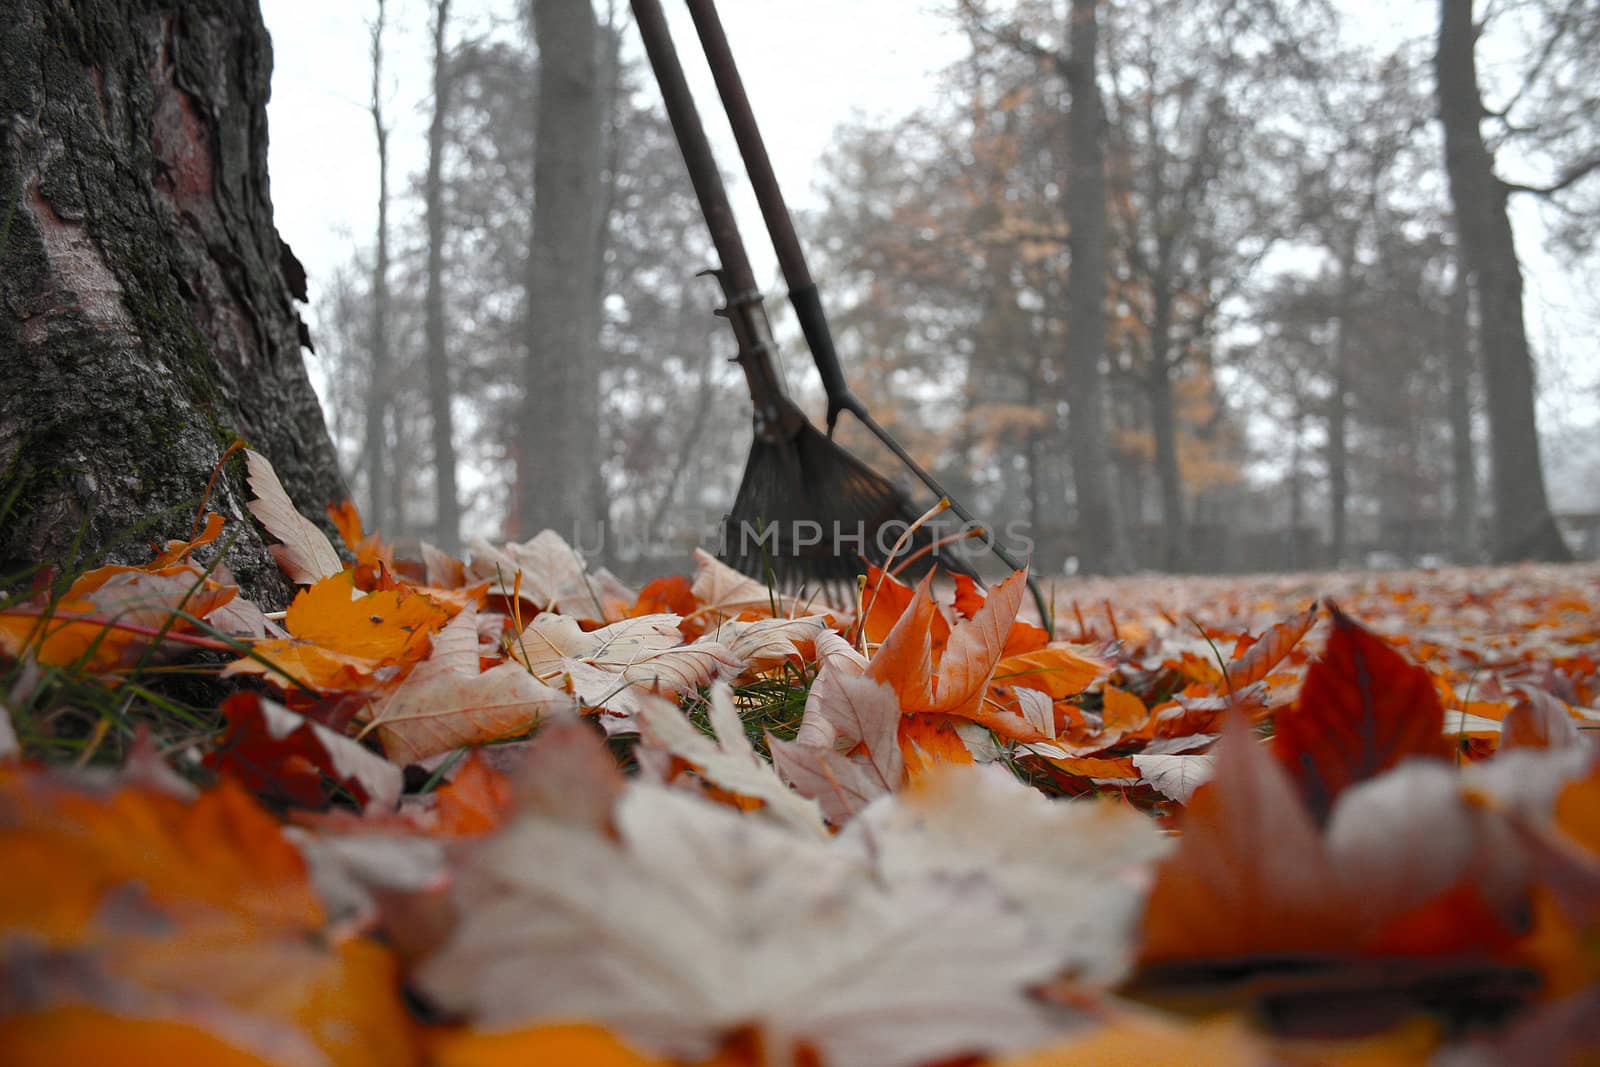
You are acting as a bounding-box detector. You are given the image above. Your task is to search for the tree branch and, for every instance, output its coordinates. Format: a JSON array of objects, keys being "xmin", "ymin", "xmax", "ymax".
[{"xmin": 1504, "ymin": 153, "xmax": 1600, "ymax": 198}]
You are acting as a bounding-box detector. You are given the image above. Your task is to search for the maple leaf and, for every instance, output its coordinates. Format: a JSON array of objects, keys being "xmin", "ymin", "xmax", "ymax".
[
  {"xmin": 1273, "ymin": 608, "xmax": 1453, "ymax": 822},
  {"xmin": 244, "ymin": 448, "xmax": 344, "ymax": 584},
  {"xmin": 0, "ymin": 767, "xmax": 413, "ymax": 1066},
  {"xmin": 206, "ymin": 691, "xmax": 403, "ymax": 810},
  {"xmin": 711, "ymin": 614, "xmax": 830, "ymax": 671},
  {"xmin": 992, "ymin": 643, "xmax": 1112, "ymax": 701},
  {"xmin": 510, "ymin": 612, "xmax": 741, "ymax": 732},
  {"xmin": 226, "ymin": 570, "xmax": 454, "ymax": 695},
  {"xmin": 367, "ymin": 605, "xmax": 575, "ymax": 762},
  {"xmin": 415, "ymin": 777, "xmax": 1078, "ymax": 1067},
  {"xmin": 0, "ymin": 565, "xmax": 240, "ymax": 675},
  {"xmin": 465, "ymin": 529, "xmax": 606, "ymax": 617},
  {"xmin": 1139, "ymin": 720, "xmax": 1355, "ymax": 964},
  {"xmin": 840, "ymin": 764, "xmax": 1170, "ymax": 985},
  {"xmin": 688, "ymin": 548, "xmax": 801, "ymax": 622},
  {"xmin": 772, "ymin": 667, "xmax": 905, "ymax": 824},
  {"xmin": 638, "ymin": 682, "xmax": 829, "ymax": 838}
]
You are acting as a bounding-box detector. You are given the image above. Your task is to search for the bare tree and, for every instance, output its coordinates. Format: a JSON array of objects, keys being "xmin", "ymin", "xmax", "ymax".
[
  {"xmin": 518, "ymin": 0, "xmax": 606, "ymax": 544},
  {"xmin": 1435, "ymin": 0, "xmax": 1571, "ymax": 562},
  {"xmin": 954, "ymin": 0, "xmax": 1130, "ymax": 574},
  {"xmin": 365, "ymin": 0, "xmax": 393, "ymax": 535},
  {"xmin": 424, "ymin": 0, "xmax": 461, "ymax": 552}
]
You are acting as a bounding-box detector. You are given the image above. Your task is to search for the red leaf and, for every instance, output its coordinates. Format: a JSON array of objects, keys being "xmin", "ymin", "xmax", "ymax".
[{"xmin": 1272, "ymin": 608, "xmax": 1452, "ymax": 822}]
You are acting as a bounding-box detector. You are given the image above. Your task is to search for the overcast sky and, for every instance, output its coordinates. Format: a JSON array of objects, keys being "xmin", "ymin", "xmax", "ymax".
[{"xmin": 259, "ymin": 0, "xmax": 1598, "ymax": 496}]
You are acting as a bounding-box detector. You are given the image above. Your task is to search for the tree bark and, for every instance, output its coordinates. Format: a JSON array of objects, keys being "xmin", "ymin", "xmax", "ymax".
[
  {"xmin": 424, "ymin": 0, "xmax": 461, "ymax": 553},
  {"xmin": 0, "ymin": 0, "xmax": 345, "ymax": 606},
  {"xmin": 365, "ymin": 0, "xmax": 393, "ymax": 536},
  {"xmin": 518, "ymin": 0, "xmax": 605, "ymax": 546},
  {"xmin": 1435, "ymin": 0, "xmax": 1570, "ymax": 562},
  {"xmin": 1062, "ymin": 0, "xmax": 1130, "ymax": 575},
  {"xmin": 1327, "ymin": 254, "xmax": 1353, "ymax": 568}
]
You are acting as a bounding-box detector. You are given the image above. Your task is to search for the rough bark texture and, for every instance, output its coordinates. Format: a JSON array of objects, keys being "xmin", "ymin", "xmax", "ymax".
[
  {"xmin": 424, "ymin": 0, "xmax": 460, "ymax": 552},
  {"xmin": 1435, "ymin": 0, "xmax": 1570, "ymax": 562},
  {"xmin": 0, "ymin": 0, "xmax": 345, "ymax": 606},
  {"xmin": 518, "ymin": 0, "xmax": 604, "ymax": 545},
  {"xmin": 1062, "ymin": 0, "xmax": 1130, "ymax": 575}
]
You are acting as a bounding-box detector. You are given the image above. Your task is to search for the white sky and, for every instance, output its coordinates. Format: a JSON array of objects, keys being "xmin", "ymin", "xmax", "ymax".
[{"xmin": 260, "ymin": 0, "xmax": 1598, "ymax": 497}]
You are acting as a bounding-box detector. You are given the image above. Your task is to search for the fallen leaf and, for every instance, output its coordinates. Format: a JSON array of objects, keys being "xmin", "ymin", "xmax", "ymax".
[
  {"xmin": 638, "ymin": 682, "xmax": 829, "ymax": 839},
  {"xmin": 1272, "ymin": 608, "xmax": 1452, "ymax": 821},
  {"xmin": 416, "ymin": 781, "xmax": 1078, "ymax": 1067},
  {"xmin": 1133, "ymin": 753, "xmax": 1215, "ymax": 804},
  {"xmin": 206, "ymin": 692, "xmax": 403, "ymax": 810},
  {"xmin": 244, "ymin": 449, "xmax": 343, "ymax": 584}
]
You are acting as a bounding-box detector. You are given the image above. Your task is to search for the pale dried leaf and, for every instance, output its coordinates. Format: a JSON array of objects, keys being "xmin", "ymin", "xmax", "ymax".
[
  {"xmin": 841, "ymin": 764, "xmax": 1170, "ymax": 985},
  {"xmin": 715, "ymin": 615, "xmax": 830, "ymax": 671},
  {"xmin": 768, "ymin": 737, "xmax": 893, "ymax": 826},
  {"xmin": 638, "ymin": 683, "xmax": 828, "ymax": 839},
  {"xmin": 373, "ymin": 662, "xmax": 574, "ymax": 763},
  {"xmin": 417, "ymin": 784, "xmax": 1076, "ymax": 1067},
  {"xmin": 466, "ymin": 530, "xmax": 599, "ymax": 616},
  {"xmin": 244, "ymin": 449, "xmax": 343, "ymax": 583},
  {"xmin": 1133, "ymin": 753, "xmax": 1215, "ymax": 804},
  {"xmin": 690, "ymin": 548, "xmax": 798, "ymax": 620}
]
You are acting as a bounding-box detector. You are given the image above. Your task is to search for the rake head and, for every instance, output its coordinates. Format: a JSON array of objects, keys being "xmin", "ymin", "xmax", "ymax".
[{"xmin": 719, "ymin": 421, "xmax": 973, "ymax": 596}]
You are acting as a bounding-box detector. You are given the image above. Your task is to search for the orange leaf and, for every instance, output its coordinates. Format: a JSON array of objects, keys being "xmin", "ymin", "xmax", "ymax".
[
  {"xmin": 1272, "ymin": 608, "xmax": 1452, "ymax": 822},
  {"xmin": 898, "ymin": 714, "xmax": 973, "ymax": 782},
  {"xmin": 1225, "ymin": 602, "xmax": 1318, "ymax": 691},
  {"xmin": 284, "ymin": 570, "xmax": 453, "ymax": 663},
  {"xmin": 1101, "ymin": 686, "xmax": 1148, "ymax": 734},
  {"xmin": 433, "ymin": 752, "xmax": 515, "ymax": 836},
  {"xmin": 862, "ymin": 565, "xmax": 951, "ymax": 653},
  {"xmin": 327, "ymin": 498, "xmax": 367, "ymax": 550},
  {"xmin": 0, "ymin": 767, "xmax": 414, "ymax": 1067},
  {"xmin": 993, "ymin": 645, "xmax": 1111, "ymax": 700},
  {"xmin": 631, "ymin": 574, "xmax": 698, "ymax": 621},
  {"xmin": 951, "ymin": 573, "xmax": 986, "ymax": 619}
]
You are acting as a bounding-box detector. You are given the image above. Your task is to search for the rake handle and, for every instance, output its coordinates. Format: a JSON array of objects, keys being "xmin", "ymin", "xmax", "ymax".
[
  {"xmin": 684, "ymin": 0, "xmax": 862, "ymax": 434},
  {"xmin": 630, "ymin": 0, "xmax": 794, "ymax": 434},
  {"xmin": 683, "ymin": 0, "xmax": 1052, "ymax": 629}
]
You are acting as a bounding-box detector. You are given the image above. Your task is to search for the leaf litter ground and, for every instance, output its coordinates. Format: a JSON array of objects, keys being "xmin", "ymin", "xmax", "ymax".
[{"xmin": 2, "ymin": 453, "xmax": 1599, "ymax": 1064}]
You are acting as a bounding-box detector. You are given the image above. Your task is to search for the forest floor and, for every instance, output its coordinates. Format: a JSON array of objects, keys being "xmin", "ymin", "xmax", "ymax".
[{"xmin": 2, "ymin": 458, "xmax": 1598, "ymax": 1065}]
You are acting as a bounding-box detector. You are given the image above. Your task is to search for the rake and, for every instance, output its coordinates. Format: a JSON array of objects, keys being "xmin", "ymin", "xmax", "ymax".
[{"xmin": 632, "ymin": 0, "xmax": 1049, "ymax": 625}]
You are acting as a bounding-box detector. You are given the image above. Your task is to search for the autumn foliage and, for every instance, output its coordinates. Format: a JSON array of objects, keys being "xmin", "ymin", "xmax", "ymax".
[{"xmin": 2, "ymin": 450, "xmax": 1599, "ymax": 1064}]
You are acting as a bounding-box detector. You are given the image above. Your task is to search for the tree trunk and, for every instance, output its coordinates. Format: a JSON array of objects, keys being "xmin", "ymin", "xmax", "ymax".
[
  {"xmin": 1327, "ymin": 260, "xmax": 1352, "ymax": 568},
  {"xmin": 518, "ymin": 0, "xmax": 605, "ymax": 547},
  {"xmin": 424, "ymin": 0, "xmax": 461, "ymax": 553},
  {"xmin": 365, "ymin": 0, "xmax": 393, "ymax": 536},
  {"xmin": 0, "ymin": 0, "xmax": 345, "ymax": 607},
  {"xmin": 1147, "ymin": 289, "xmax": 1186, "ymax": 570},
  {"xmin": 1062, "ymin": 0, "xmax": 1130, "ymax": 576},
  {"xmin": 1445, "ymin": 257, "xmax": 1480, "ymax": 562},
  {"xmin": 1435, "ymin": 0, "xmax": 1570, "ymax": 562}
]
